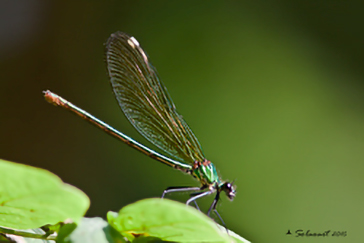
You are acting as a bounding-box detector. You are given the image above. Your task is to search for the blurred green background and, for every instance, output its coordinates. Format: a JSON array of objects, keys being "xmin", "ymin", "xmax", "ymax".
[{"xmin": 1, "ymin": 1, "xmax": 364, "ymax": 242}]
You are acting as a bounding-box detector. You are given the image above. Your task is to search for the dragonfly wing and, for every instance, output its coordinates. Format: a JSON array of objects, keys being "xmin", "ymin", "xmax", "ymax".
[{"xmin": 105, "ymin": 32, "xmax": 205, "ymax": 164}]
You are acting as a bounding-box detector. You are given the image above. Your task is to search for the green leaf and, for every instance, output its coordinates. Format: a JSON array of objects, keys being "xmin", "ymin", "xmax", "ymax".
[
  {"xmin": 0, "ymin": 159, "xmax": 90, "ymax": 229},
  {"xmin": 58, "ymin": 217, "xmax": 126, "ymax": 243},
  {"xmin": 107, "ymin": 198, "xmax": 247, "ymax": 243}
]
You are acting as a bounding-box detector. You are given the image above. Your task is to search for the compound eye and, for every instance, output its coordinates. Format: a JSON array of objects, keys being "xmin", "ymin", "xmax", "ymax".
[{"xmin": 226, "ymin": 183, "xmax": 232, "ymax": 189}]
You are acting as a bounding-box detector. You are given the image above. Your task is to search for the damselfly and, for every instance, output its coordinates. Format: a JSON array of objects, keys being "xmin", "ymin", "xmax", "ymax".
[{"xmin": 44, "ymin": 31, "xmax": 236, "ymax": 224}]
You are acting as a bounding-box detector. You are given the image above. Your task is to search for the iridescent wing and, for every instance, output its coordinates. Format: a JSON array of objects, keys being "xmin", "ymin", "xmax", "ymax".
[{"xmin": 105, "ymin": 32, "xmax": 205, "ymax": 164}]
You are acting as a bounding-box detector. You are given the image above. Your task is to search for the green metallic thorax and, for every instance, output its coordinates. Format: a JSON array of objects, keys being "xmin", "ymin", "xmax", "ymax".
[{"xmin": 192, "ymin": 161, "xmax": 221, "ymax": 186}]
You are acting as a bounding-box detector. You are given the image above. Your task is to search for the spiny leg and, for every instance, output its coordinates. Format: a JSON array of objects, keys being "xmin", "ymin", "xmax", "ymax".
[
  {"xmin": 188, "ymin": 189, "xmax": 210, "ymax": 211},
  {"xmin": 186, "ymin": 190, "xmax": 214, "ymax": 206},
  {"xmin": 162, "ymin": 186, "xmax": 201, "ymax": 198},
  {"xmin": 162, "ymin": 186, "xmax": 205, "ymax": 210},
  {"xmin": 207, "ymin": 192, "xmax": 228, "ymax": 232},
  {"xmin": 193, "ymin": 200, "xmax": 201, "ymax": 211},
  {"xmin": 207, "ymin": 192, "xmax": 219, "ymax": 216}
]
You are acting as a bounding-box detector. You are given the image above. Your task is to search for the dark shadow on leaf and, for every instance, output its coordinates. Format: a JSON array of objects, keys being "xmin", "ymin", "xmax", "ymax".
[{"xmin": 102, "ymin": 224, "xmax": 126, "ymax": 242}]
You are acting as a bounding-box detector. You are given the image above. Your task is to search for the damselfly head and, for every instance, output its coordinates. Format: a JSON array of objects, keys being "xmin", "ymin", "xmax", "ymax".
[{"xmin": 221, "ymin": 181, "xmax": 236, "ymax": 201}]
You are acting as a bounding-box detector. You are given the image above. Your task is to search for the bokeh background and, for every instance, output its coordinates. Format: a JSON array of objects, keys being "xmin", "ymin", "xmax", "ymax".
[{"xmin": 1, "ymin": 1, "xmax": 364, "ymax": 242}]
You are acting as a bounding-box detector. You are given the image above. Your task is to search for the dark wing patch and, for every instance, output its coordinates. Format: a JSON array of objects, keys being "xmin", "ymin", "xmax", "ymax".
[{"xmin": 105, "ymin": 32, "xmax": 205, "ymax": 163}]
